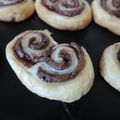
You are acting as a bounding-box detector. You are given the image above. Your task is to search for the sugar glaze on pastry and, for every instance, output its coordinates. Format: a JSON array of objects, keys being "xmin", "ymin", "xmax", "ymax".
[
  {"xmin": 35, "ymin": 0, "xmax": 92, "ymax": 31},
  {"xmin": 100, "ymin": 42, "xmax": 120, "ymax": 91},
  {"xmin": 0, "ymin": 0, "xmax": 35, "ymax": 22},
  {"xmin": 92, "ymin": 0, "xmax": 120, "ymax": 36},
  {"xmin": 6, "ymin": 30, "xmax": 94, "ymax": 103}
]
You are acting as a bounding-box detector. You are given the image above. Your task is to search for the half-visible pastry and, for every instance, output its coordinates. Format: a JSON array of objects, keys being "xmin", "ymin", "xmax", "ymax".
[
  {"xmin": 100, "ymin": 42, "xmax": 120, "ymax": 91},
  {"xmin": 6, "ymin": 30, "xmax": 94, "ymax": 103},
  {"xmin": 92, "ymin": 0, "xmax": 120, "ymax": 36},
  {"xmin": 35, "ymin": 0, "xmax": 92, "ymax": 31},
  {"xmin": 0, "ymin": 0, "xmax": 35, "ymax": 22}
]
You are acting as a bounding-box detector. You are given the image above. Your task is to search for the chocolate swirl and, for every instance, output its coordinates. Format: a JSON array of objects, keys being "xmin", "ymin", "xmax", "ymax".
[
  {"xmin": 13, "ymin": 31, "xmax": 56, "ymax": 67},
  {"xmin": 35, "ymin": 42, "xmax": 85, "ymax": 82},
  {"xmin": 13, "ymin": 32, "xmax": 85, "ymax": 83},
  {"xmin": 41, "ymin": 0, "xmax": 85, "ymax": 17},
  {"xmin": 0, "ymin": 0, "xmax": 24, "ymax": 7},
  {"xmin": 101, "ymin": 0, "xmax": 120, "ymax": 17}
]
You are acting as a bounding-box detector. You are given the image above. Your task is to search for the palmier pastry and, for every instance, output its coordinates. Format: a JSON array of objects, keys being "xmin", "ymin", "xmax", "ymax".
[
  {"xmin": 35, "ymin": 0, "xmax": 92, "ymax": 31},
  {"xmin": 92, "ymin": 0, "xmax": 120, "ymax": 36},
  {"xmin": 0, "ymin": 0, "xmax": 35, "ymax": 22},
  {"xmin": 6, "ymin": 30, "xmax": 94, "ymax": 103},
  {"xmin": 100, "ymin": 42, "xmax": 120, "ymax": 91}
]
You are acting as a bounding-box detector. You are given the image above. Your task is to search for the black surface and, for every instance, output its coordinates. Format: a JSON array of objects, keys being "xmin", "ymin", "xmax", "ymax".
[{"xmin": 0, "ymin": 0, "xmax": 120, "ymax": 120}]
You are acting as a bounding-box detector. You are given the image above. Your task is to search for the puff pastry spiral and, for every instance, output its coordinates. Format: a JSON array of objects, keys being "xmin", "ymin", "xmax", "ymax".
[
  {"xmin": 6, "ymin": 30, "xmax": 94, "ymax": 103},
  {"xmin": 92, "ymin": 0, "xmax": 120, "ymax": 36},
  {"xmin": 35, "ymin": 0, "xmax": 92, "ymax": 31}
]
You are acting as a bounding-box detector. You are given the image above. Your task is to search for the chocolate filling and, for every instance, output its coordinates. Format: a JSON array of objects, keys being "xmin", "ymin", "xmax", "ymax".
[
  {"xmin": 13, "ymin": 32, "xmax": 50, "ymax": 67},
  {"xmin": 37, "ymin": 42, "xmax": 85, "ymax": 83},
  {"xmin": 41, "ymin": 0, "xmax": 85, "ymax": 17},
  {"xmin": 13, "ymin": 33, "xmax": 85, "ymax": 83},
  {"xmin": 0, "ymin": 0, "xmax": 25, "ymax": 7},
  {"xmin": 28, "ymin": 36, "xmax": 49, "ymax": 50},
  {"xmin": 117, "ymin": 49, "xmax": 120, "ymax": 62},
  {"xmin": 101, "ymin": 0, "xmax": 120, "ymax": 17}
]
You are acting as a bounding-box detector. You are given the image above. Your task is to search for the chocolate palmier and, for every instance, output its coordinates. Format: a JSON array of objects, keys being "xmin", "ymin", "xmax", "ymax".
[
  {"xmin": 6, "ymin": 30, "xmax": 94, "ymax": 103},
  {"xmin": 92, "ymin": 0, "xmax": 120, "ymax": 36},
  {"xmin": 0, "ymin": 0, "xmax": 35, "ymax": 22},
  {"xmin": 100, "ymin": 42, "xmax": 120, "ymax": 91},
  {"xmin": 35, "ymin": 0, "xmax": 92, "ymax": 31}
]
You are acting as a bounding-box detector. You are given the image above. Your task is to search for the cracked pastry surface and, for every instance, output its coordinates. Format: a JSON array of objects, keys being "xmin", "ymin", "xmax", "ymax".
[
  {"xmin": 0, "ymin": 0, "xmax": 35, "ymax": 22},
  {"xmin": 6, "ymin": 30, "xmax": 94, "ymax": 103},
  {"xmin": 100, "ymin": 42, "xmax": 120, "ymax": 91},
  {"xmin": 35, "ymin": 0, "xmax": 92, "ymax": 31},
  {"xmin": 92, "ymin": 0, "xmax": 120, "ymax": 36}
]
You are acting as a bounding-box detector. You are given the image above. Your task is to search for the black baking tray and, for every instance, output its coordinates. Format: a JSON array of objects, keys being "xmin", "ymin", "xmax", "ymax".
[{"xmin": 0, "ymin": 0, "xmax": 120, "ymax": 120}]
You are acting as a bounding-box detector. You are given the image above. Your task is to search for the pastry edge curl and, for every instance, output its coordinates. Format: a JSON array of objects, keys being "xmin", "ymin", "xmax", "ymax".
[
  {"xmin": 92, "ymin": 0, "xmax": 120, "ymax": 36},
  {"xmin": 0, "ymin": 0, "xmax": 35, "ymax": 22},
  {"xmin": 35, "ymin": 0, "xmax": 92, "ymax": 31},
  {"xmin": 6, "ymin": 30, "xmax": 94, "ymax": 103},
  {"xmin": 100, "ymin": 42, "xmax": 120, "ymax": 91}
]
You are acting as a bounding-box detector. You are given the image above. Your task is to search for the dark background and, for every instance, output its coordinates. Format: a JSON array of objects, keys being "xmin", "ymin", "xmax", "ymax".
[{"xmin": 0, "ymin": 0, "xmax": 120, "ymax": 120}]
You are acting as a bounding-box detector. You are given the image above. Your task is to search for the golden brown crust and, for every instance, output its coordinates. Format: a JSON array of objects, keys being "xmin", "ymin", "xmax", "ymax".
[
  {"xmin": 35, "ymin": 0, "xmax": 92, "ymax": 31},
  {"xmin": 0, "ymin": 0, "xmax": 35, "ymax": 22},
  {"xmin": 92, "ymin": 0, "xmax": 120, "ymax": 36}
]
